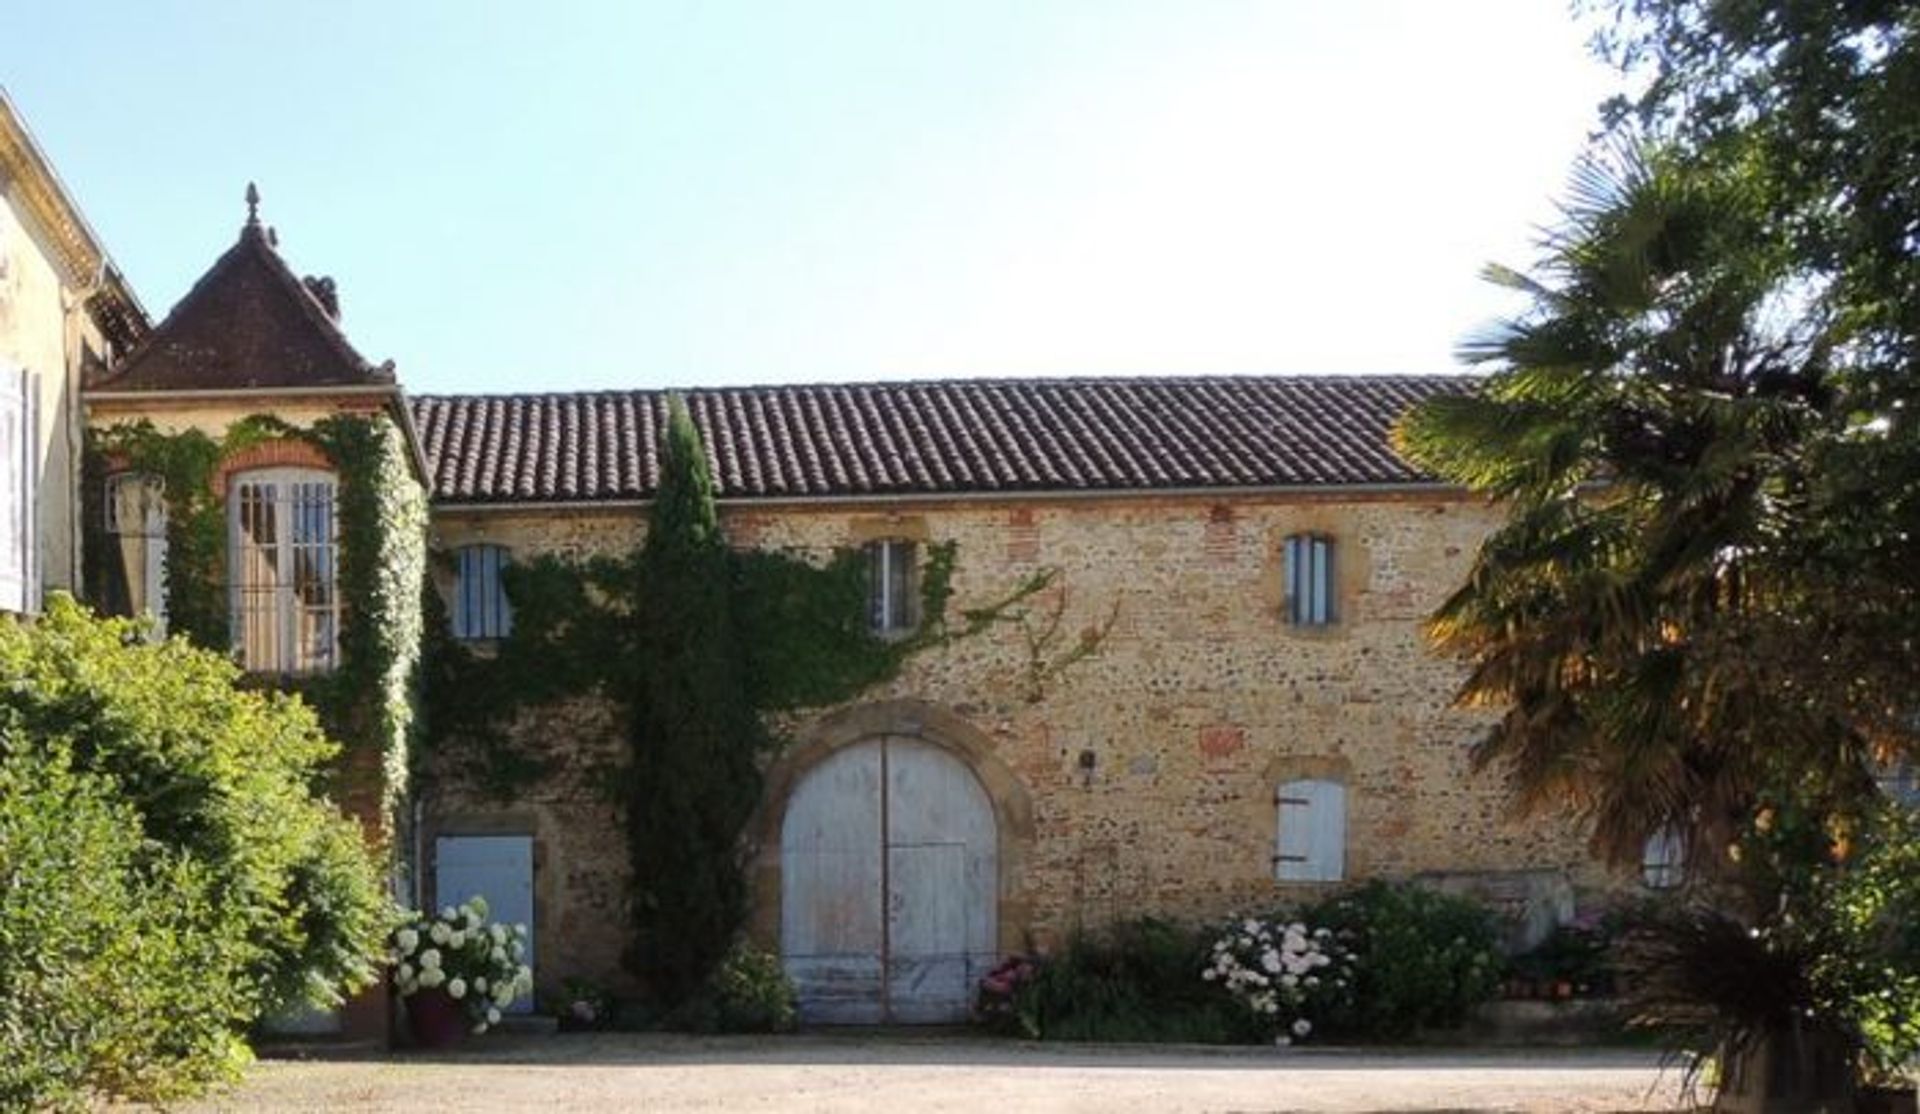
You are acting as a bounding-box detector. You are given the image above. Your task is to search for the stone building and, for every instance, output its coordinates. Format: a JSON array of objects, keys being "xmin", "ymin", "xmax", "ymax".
[{"xmin": 5, "ymin": 137, "xmax": 1613, "ymax": 1033}]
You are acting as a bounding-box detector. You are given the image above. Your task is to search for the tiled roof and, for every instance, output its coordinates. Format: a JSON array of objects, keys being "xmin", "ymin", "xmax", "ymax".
[
  {"xmin": 410, "ymin": 376, "xmax": 1468, "ymax": 505},
  {"xmin": 91, "ymin": 221, "xmax": 391, "ymax": 393}
]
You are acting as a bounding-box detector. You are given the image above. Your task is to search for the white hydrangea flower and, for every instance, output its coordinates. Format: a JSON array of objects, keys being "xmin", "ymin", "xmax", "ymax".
[
  {"xmin": 1281, "ymin": 974, "xmax": 1299, "ymax": 988},
  {"xmin": 516, "ymin": 966, "xmax": 533, "ymax": 991},
  {"xmin": 419, "ymin": 966, "xmax": 445, "ymax": 988},
  {"xmin": 471, "ymin": 1022, "xmax": 488, "ymax": 1035},
  {"xmin": 398, "ymin": 962, "xmax": 415, "ymax": 982},
  {"xmin": 487, "ymin": 1007, "xmax": 502, "ymax": 1025},
  {"xmin": 396, "ymin": 928, "xmax": 420, "ymax": 955},
  {"xmin": 439, "ymin": 906, "xmax": 456, "ymax": 922},
  {"xmin": 1274, "ymin": 1035, "xmax": 1292, "ymax": 1047},
  {"xmin": 514, "ymin": 923, "xmax": 528, "ymax": 937},
  {"xmin": 494, "ymin": 983, "xmax": 515, "ymax": 1006},
  {"xmin": 420, "ymin": 948, "xmax": 442, "ymax": 969},
  {"xmin": 474, "ymin": 977, "xmax": 488, "ymax": 993},
  {"xmin": 448, "ymin": 978, "xmax": 467, "ymax": 1000},
  {"xmin": 491, "ymin": 924, "xmax": 508, "ymax": 944},
  {"xmin": 448, "ymin": 930, "xmax": 466, "ymax": 949},
  {"xmin": 1292, "ymin": 1018, "xmax": 1312, "ymax": 1037},
  {"xmin": 429, "ymin": 922, "xmax": 451, "ymax": 945}
]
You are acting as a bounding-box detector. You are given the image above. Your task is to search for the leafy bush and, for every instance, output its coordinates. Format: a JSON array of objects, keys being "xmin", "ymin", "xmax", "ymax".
[
  {"xmin": 1300, "ymin": 881, "xmax": 1503, "ymax": 1040},
  {"xmin": 0, "ymin": 598, "xmax": 392, "ymax": 1105},
  {"xmin": 664, "ymin": 943, "xmax": 798, "ymax": 1033},
  {"xmin": 1616, "ymin": 799, "xmax": 1920, "ymax": 1087},
  {"xmin": 1011, "ymin": 918, "xmax": 1255, "ymax": 1043}
]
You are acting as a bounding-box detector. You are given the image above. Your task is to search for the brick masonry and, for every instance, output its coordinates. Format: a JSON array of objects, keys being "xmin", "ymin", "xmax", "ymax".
[{"xmin": 423, "ymin": 489, "xmax": 1607, "ymax": 1000}]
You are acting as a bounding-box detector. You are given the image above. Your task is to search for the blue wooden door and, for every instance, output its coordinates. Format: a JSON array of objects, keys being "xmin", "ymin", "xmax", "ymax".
[{"xmin": 435, "ymin": 835, "xmax": 534, "ymax": 1013}]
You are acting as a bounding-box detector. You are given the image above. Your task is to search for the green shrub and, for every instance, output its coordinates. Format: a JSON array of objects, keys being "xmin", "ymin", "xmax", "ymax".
[
  {"xmin": 664, "ymin": 943, "xmax": 797, "ymax": 1033},
  {"xmin": 1013, "ymin": 918, "xmax": 1256, "ymax": 1043},
  {"xmin": 0, "ymin": 598, "xmax": 393, "ymax": 1104},
  {"xmin": 1300, "ymin": 881, "xmax": 1503, "ymax": 1040}
]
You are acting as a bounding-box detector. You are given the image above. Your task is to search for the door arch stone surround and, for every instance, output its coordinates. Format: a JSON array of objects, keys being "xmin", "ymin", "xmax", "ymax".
[{"xmin": 749, "ymin": 699, "xmax": 1036, "ymax": 959}]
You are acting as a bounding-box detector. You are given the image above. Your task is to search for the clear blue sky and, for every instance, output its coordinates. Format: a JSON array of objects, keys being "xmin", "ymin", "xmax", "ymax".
[{"xmin": 9, "ymin": 1, "xmax": 1620, "ymax": 395}]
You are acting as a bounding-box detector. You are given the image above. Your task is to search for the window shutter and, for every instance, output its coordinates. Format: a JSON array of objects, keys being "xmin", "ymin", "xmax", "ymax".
[
  {"xmin": 1275, "ymin": 778, "xmax": 1346, "ymax": 882},
  {"xmin": 0, "ymin": 367, "xmax": 29, "ymax": 614}
]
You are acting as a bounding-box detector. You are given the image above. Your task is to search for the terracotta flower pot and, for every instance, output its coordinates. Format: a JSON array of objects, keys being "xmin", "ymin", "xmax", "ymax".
[{"xmin": 406, "ymin": 987, "xmax": 468, "ymax": 1049}]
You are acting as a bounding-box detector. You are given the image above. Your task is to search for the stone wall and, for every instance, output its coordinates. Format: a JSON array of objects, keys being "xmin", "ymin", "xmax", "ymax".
[{"xmin": 424, "ymin": 489, "xmax": 1607, "ymax": 1000}]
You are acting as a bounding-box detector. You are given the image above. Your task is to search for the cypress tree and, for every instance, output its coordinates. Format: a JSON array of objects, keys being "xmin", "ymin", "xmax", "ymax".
[{"xmin": 625, "ymin": 395, "xmax": 769, "ymax": 1003}]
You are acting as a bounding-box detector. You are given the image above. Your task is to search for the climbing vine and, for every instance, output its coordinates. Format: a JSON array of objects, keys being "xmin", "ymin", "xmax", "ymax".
[{"xmin": 84, "ymin": 414, "xmax": 429, "ymax": 832}]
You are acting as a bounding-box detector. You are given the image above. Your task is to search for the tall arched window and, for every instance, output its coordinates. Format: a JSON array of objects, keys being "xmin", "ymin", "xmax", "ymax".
[
  {"xmin": 104, "ymin": 472, "xmax": 168, "ymax": 636},
  {"xmin": 452, "ymin": 543, "xmax": 513, "ymax": 641},
  {"xmin": 229, "ymin": 468, "xmax": 338, "ymax": 673}
]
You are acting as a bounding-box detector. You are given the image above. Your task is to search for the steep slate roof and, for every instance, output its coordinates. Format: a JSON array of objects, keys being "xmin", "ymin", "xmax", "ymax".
[
  {"xmin": 91, "ymin": 202, "xmax": 392, "ymax": 393},
  {"xmin": 411, "ymin": 375, "xmax": 1468, "ymax": 505}
]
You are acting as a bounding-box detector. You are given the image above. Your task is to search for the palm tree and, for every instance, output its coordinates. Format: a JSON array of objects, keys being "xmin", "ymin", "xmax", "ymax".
[
  {"xmin": 1396, "ymin": 141, "xmax": 1920, "ymax": 1107},
  {"xmin": 1397, "ymin": 141, "xmax": 1897, "ymax": 874}
]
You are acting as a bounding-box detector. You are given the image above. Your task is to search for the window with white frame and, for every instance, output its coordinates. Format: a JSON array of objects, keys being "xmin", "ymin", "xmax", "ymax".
[
  {"xmin": 1283, "ymin": 533, "xmax": 1336, "ymax": 627},
  {"xmin": 0, "ymin": 366, "xmax": 39, "ymax": 615},
  {"xmin": 104, "ymin": 472, "xmax": 169, "ymax": 636},
  {"xmin": 865, "ymin": 538, "xmax": 918, "ymax": 636},
  {"xmin": 1274, "ymin": 777, "xmax": 1347, "ymax": 882},
  {"xmin": 1641, "ymin": 826, "xmax": 1686, "ymax": 889},
  {"xmin": 229, "ymin": 468, "xmax": 338, "ymax": 673},
  {"xmin": 452, "ymin": 543, "xmax": 513, "ymax": 641}
]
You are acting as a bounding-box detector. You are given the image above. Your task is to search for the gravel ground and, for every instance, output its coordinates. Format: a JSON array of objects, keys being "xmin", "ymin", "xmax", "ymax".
[{"xmin": 164, "ymin": 1033, "xmax": 1691, "ymax": 1113}]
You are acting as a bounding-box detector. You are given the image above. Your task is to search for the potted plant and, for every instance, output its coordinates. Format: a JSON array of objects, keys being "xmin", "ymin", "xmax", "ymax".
[{"xmin": 391, "ymin": 897, "xmax": 533, "ymax": 1048}]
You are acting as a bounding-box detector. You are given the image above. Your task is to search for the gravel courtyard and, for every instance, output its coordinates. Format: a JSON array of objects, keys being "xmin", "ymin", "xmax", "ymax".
[{"xmin": 171, "ymin": 1033, "xmax": 1690, "ymax": 1113}]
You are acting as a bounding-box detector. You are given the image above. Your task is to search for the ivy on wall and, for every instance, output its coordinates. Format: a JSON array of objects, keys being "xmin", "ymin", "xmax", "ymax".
[{"xmin": 84, "ymin": 414, "xmax": 429, "ymax": 835}]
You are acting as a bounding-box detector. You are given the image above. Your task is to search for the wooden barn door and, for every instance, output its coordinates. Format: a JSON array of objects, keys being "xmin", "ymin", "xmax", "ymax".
[{"xmin": 781, "ymin": 737, "xmax": 997, "ymax": 1023}]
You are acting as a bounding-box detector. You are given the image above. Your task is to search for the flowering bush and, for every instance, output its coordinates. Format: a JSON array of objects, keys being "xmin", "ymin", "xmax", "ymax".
[
  {"xmin": 391, "ymin": 897, "xmax": 532, "ymax": 1034},
  {"xmin": 975, "ymin": 955, "xmax": 1040, "ymax": 1032},
  {"xmin": 1203, "ymin": 917, "xmax": 1356, "ymax": 1044}
]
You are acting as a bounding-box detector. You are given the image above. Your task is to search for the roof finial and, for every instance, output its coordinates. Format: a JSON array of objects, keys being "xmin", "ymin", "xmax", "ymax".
[{"xmin": 245, "ymin": 182, "xmax": 261, "ymax": 227}]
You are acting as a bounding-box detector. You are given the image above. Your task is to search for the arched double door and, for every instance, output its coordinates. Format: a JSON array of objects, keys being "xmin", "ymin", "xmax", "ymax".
[{"xmin": 779, "ymin": 736, "xmax": 997, "ymax": 1023}]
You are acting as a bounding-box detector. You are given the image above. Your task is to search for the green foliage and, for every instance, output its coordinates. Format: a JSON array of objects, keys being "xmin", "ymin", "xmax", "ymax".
[
  {"xmin": 1299, "ymin": 882, "xmax": 1503, "ymax": 1040},
  {"xmin": 0, "ymin": 600, "xmax": 392, "ymax": 1105},
  {"xmin": 1617, "ymin": 800, "xmax": 1920, "ymax": 1080},
  {"xmin": 1012, "ymin": 918, "xmax": 1255, "ymax": 1044},
  {"xmin": 0, "ymin": 738, "xmax": 252, "ymax": 1109},
  {"xmin": 665, "ymin": 945, "xmax": 798, "ymax": 1034},
  {"xmin": 624, "ymin": 397, "xmax": 770, "ymax": 1005}
]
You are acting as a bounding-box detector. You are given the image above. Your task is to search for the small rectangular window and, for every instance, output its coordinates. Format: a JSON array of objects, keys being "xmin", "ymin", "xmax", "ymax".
[
  {"xmin": 1275, "ymin": 778, "xmax": 1346, "ymax": 882},
  {"xmin": 865, "ymin": 539, "xmax": 917, "ymax": 636},
  {"xmin": 1641, "ymin": 827, "xmax": 1685, "ymax": 889},
  {"xmin": 453, "ymin": 544, "xmax": 513, "ymax": 641},
  {"xmin": 1283, "ymin": 533, "xmax": 1336, "ymax": 627}
]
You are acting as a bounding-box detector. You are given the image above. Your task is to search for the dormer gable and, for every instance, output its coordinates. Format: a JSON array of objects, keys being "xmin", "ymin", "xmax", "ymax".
[{"xmin": 88, "ymin": 184, "xmax": 393, "ymax": 394}]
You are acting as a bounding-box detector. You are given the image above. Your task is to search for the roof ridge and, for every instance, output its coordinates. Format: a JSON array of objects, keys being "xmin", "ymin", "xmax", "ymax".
[{"xmin": 409, "ymin": 372, "xmax": 1474, "ymax": 403}]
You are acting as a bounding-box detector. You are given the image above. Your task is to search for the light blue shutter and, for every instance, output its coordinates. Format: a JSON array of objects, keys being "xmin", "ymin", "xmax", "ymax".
[{"xmin": 1276, "ymin": 779, "xmax": 1346, "ymax": 882}]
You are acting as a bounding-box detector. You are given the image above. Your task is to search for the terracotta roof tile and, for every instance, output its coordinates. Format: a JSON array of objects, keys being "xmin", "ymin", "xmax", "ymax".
[{"xmin": 409, "ymin": 375, "xmax": 1468, "ymax": 505}]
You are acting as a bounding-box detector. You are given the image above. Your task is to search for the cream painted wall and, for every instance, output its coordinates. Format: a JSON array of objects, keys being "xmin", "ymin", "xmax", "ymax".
[{"xmin": 0, "ymin": 185, "xmax": 101, "ymax": 599}]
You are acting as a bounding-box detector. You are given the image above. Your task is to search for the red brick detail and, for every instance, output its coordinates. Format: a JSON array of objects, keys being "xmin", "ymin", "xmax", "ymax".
[
  {"xmin": 1005, "ymin": 507, "xmax": 1040, "ymax": 562},
  {"xmin": 1204, "ymin": 503, "xmax": 1237, "ymax": 563},
  {"xmin": 210, "ymin": 439, "xmax": 335, "ymax": 499},
  {"xmin": 1198, "ymin": 724, "xmax": 1245, "ymax": 759}
]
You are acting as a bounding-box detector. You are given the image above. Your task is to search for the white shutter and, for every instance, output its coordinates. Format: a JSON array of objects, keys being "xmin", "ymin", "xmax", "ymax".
[
  {"xmin": 0, "ymin": 367, "xmax": 29, "ymax": 614},
  {"xmin": 1275, "ymin": 778, "xmax": 1347, "ymax": 882}
]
